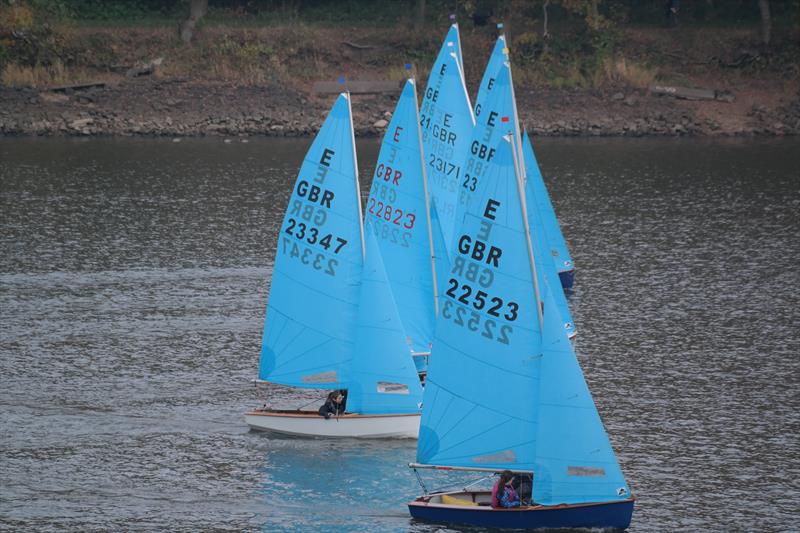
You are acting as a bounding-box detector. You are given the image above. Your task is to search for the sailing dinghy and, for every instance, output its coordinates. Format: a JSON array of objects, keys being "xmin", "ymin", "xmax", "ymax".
[
  {"xmin": 406, "ymin": 132, "xmax": 634, "ymax": 528},
  {"xmin": 245, "ymin": 93, "xmax": 422, "ymax": 438}
]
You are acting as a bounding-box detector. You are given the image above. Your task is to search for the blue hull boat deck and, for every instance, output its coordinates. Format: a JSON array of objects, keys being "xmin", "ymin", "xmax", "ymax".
[
  {"xmin": 408, "ymin": 491, "xmax": 634, "ymax": 530},
  {"xmin": 559, "ymin": 268, "xmax": 575, "ymax": 289}
]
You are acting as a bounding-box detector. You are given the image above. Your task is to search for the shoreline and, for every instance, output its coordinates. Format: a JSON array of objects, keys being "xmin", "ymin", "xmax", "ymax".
[{"xmin": 2, "ymin": 77, "xmax": 798, "ymax": 138}]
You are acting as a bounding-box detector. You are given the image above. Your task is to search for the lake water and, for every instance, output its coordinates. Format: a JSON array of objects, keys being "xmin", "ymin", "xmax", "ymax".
[{"xmin": 1, "ymin": 137, "xmax": 798, "ymax": 532}]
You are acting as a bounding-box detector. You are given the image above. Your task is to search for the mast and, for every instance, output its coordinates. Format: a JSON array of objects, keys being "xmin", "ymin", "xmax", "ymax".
[
  {"xmin": 504, "ymin": 54, "xmax": 527, "ymax": 184},
  {"xmin": 506, "ymin": 133, "xmax": 544, "ymax": 332},
  {"xmin": 411, "ymin": 78, "xmax": 440, "ymax": 317},
  {"xmin": 345, "ymin": 91, "xmax": 366, "ymax": 260}
]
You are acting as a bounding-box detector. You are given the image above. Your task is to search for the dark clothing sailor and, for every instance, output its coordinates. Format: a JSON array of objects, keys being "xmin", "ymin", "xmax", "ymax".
[{"xmin": 318, "ymin": 390, "xmax": 347, "ymax": 419}]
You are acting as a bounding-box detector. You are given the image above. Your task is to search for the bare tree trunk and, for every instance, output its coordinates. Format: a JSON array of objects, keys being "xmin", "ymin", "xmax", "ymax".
[
  {"xmin": 180, "ymin": 0, "xmax": 208, "ymax": 44},
  {"xmin": 542, "ymin": 0, "xmax": 550, "ymax": 53},
  {"xmin": 416, "ymin": 0, "xmax": 426, "ymax": 26},
  {"xmin": 758, "ymin": 0, "xmax": 771, "ymax": 45},
  {"xmin": 587, "ymin": 0, "xmax": 600, "ymax": 30}
]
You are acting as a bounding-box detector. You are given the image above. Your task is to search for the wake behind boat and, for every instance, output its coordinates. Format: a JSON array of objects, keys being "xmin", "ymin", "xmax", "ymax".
[{"xmin": 245, "ymin": 91, "xmax": 422, "ymax": 439}]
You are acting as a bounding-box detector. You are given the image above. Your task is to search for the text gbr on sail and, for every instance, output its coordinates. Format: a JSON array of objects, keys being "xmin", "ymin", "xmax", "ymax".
[{"xmin": 456, "ymin": 199, "xmax": 502, "ymax": 267}]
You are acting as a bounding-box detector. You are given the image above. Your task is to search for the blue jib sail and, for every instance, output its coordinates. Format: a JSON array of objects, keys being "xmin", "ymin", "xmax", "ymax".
[
  {"xmin": 524, "ymin": 159, "xmax": 576, "ymax": 339},
  {"xmin": 420, "ymin": 24, "xmax": 474, "ymax": 258},
  {"xmin": 522, "ymin": 130, "xmax": 574, "ymax": 282},
  {"xmin": 417, "ymin": 135, "xmax": 629, "ymax": 505},
  {"xmin": 258, "ymin": 93, "xmax": 363, "ymax": 389},
  {"xmin": 364, "ymin": 79, "xmax": 436, "ymax": 355},
  {"xmin": 473, "ymin": 35, "xmax": 507, "ymax": 121},
  {"xmin": 533, "ymin": 275, "xmax": 630, "ymax": 504},
  {"xmin": 347, "ymin": 231, "xmax": 424, "ymax": 414}
]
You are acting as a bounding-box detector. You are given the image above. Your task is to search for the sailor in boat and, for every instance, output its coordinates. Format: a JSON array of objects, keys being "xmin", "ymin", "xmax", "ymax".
[
  {"xmin": 492, "ymin": 470, "xmax": 521, "ymax": 508},
  {"xmin": 318, "ymin": 389, "xmax": 347, "ymax": 419}
]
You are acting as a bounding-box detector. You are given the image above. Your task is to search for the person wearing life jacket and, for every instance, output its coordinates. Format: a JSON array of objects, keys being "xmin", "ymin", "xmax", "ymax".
[
  {"xmin": 318, "ymin": 390, "xmax": 346, "ymax": 419},
  {"xmin": 491, "ymin": 470, "xmax": 521, "ymax": 508}
]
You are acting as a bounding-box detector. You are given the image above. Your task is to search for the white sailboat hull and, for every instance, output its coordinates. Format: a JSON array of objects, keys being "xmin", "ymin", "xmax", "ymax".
[{"xmin": 245, "ymin": 409, "xmax": 420, "ymax": 438}]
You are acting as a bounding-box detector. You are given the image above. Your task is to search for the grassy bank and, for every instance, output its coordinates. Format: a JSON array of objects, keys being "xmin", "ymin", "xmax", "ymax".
[{"xmin": 2, "ymin": 1, "xmax": 798, "ymax": 93}]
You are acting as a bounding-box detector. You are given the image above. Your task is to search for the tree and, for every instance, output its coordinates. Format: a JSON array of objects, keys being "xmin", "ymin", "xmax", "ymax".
[
  {"xmin": 758, "ymin": 0, "xmax": 771, "ymax": 45},
  {"xmin": 180, "ymin": 0, "xmax": 208, "ymax": 44}
]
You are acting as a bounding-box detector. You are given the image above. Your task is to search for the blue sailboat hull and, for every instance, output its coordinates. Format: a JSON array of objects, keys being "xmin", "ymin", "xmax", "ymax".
[
  {"xmin": 558, "ymin": 269, "xmax": 575, "ymax": 289},
  {"xmin": 408, "ymin": 497, "xmax": 634, "ymax": 530}
]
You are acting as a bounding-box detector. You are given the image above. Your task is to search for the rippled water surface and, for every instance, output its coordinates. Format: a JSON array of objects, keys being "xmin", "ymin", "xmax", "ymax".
[{"xmin": 2, "ymin": 137, "xmax": 798, "ymax": 532}]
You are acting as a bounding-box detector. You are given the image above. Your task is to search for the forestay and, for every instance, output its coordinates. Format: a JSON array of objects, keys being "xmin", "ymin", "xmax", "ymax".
[
  {"xmin": 419, "ymin": 24, "xmax": 475, "ymax": 257},
  {"xmin": 364, "ymin": 79, "xmax": 436, "ymax": 355},
  {"xmin": 522, "ymin": 131, "xmax": 574, "ymax": 282},
  {"xmin": 258, "ymin": 93, "xmax": 363, "ymax": 389},
  {"xmin": 347, "ymin": 232, "xmax": 424, "ymax": 414}
]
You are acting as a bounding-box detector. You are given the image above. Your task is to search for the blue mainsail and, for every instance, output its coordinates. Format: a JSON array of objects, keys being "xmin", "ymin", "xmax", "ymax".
[
  {"xmin": 347, "ymin": 231, "xmax": 424, "ymax": 414},
  {"xmin": 473, "ymin": 35, "xmax": 507, "ymax": 120},
  {"xmin": 416, "ymin": 135, "xmax": 629, "ymax": 505},
  {"xmin": 453, "ymin": 61, "xmax": 515, "ymax": 248},
  {"xmin": 418, "ymin": 137, "xmax": 541, "ymax": 469},
  {"xmin": 258, "ymin": 93, "xmax": 363, "ymax": 389},
  {"xmin": 522, "ymin": 131, "xmax": 574, "ymax": 282},
  {"xmin": 364, "ymin": 79, "xmax": 436, "ymax": 355},
  {"xmin": 420, "ymin": 24, "xmax": 475, "ymax": 257}
]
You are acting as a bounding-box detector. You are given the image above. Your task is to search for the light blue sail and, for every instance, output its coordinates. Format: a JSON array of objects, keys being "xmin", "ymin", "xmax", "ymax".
[
  {"xmin": 364, "ymin": 79, "xmax": 435, "ymax": 355},
  {"xmin": 453, "ymin": 61, "xmax": 516, "ymax": 249},
  {"xmin": 420, "ymin": 25, "xmax": 474, "ymax": 257},
  {"xmin": 347, "ymin": 232, "xmax": 424, "ymax": 414},
  {"xmin": 258, "ymin": 93, "xmax": 363, "ymax": 389},
  {"xmin": 522, "ymin": 131, "xmax": 574, "ymax": 283},
  {"xmin": 524, "ymin": 170, "xmax": 576, "ymax": 338},
  {"xmin": 418, "ymin": 137, "xmax": 541, "ymax": 470},
  {"xmin": 532, "ymin": 276, "xmax": 630, "ymax": 504},
  {"xmin": 474, "ymin": 34, "xmax": 508, "ymax": 120},
  {"xmin": 417, "ymin": 135, "xmax": 629, "ymax": 506}
]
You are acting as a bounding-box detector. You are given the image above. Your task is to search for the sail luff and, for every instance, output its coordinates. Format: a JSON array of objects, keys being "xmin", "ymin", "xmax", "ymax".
[
  {"xmin": 412, "ymin": 77, "xmax": 440, "ymax": 317},
  {"xmin": 452, "ymin": 23, "xmax": 468, "ymax": 91},
  {"xmin": 346, "ymin": 91, "xmax": 366, "ymax": 260},
  {"xmin": 452, "ymin": 51, "xmax": 476, "ymax": 127}
]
